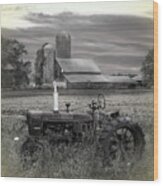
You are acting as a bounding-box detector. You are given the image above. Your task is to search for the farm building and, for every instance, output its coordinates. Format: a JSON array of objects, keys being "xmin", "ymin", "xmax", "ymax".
[
  {"xmin": 54, "ymin": 57, "xmax": 108, "ymax": 89},
  {"xmin": 53, "ymin": 58, "xmax": 137, "ymax": 89},
  {"xmin": 2, "ymin": 62, "xmax": 31, "ymax": 88},
  {"xmin": 35, "ymin": 32, "xmax": 110, "ymax": 89},
  {"xmin": 34, "ymin": 31, "xmax": 138, "ymax": 89},
  {"xmin": 54, "ymin": 32, "xmax": 110, "ymax": 88},
  {"xmin": 105, "ymin": 75, "xmax": 137, "ymax": 89},
  {"xmin": 1, "ymin": 64, "xmax": 15, "ymax": 88}
]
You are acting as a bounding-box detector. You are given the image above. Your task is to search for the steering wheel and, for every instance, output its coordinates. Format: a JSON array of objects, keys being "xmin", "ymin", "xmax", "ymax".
[{"xmin": 97, "ymin": 94, "xmax": 106, "ymax": 109}]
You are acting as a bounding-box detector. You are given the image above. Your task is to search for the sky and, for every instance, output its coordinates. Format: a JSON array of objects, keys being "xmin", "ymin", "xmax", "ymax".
[
  {"xmin": 1, "ymin": 0, "xmax": 154, "ymax": 75},
  {"xmin": 1, "ymin": 1, "xmax": 153, "ymax": 29}
]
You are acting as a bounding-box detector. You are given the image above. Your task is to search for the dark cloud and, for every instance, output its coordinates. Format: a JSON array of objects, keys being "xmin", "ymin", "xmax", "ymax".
[{"xmin": 2, "ymin": 12, "xmax": 153, "ymax": 74}]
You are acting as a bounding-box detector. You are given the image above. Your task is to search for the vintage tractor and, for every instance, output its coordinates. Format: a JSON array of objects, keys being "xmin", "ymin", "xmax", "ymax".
[{"xmin": 21, "ymin": 82, "xmax": 145, "ymax": 170}]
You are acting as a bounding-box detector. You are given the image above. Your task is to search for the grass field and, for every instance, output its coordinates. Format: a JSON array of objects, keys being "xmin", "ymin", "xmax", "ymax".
[{"xmin": 1, "ymin": 91, "xmax": 154, "ymax": 180}]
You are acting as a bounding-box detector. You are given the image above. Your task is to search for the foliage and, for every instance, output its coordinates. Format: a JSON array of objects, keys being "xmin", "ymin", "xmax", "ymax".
[
  {"xmin": 141, "ymin": 49, "xmax": 154, "ymax": 87},
  {"xmin": 1, "ymin": 37, "xmax": 30, "ymax": 88}
]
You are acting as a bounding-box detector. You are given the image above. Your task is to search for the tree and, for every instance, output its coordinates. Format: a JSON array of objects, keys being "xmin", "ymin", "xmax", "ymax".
[
  {"xmin": 141, "ymin": 49, "xmax": 154, "ymax": 87},
  {"xmin": 1, "ymin": 37, "xmax": 30, "ymax": 88}
]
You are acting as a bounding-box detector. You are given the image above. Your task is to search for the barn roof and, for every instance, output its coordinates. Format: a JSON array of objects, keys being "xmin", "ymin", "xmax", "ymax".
[
  {"xmin": 105, "ymin": 76, "xmax": 136, "ymax": 83},
  {"xmin": 56, "ymin": 58, "xmax": 101, "ymax": 74},
  {"xmin": 64, "ymin": 74, "xmax": 108, "ymax": 83}
]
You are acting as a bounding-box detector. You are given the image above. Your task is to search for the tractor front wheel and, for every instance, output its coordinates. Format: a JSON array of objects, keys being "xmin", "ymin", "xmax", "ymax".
[{"xmin": 20, "ymin": 137, "xmax": 44, "ymax": 169}]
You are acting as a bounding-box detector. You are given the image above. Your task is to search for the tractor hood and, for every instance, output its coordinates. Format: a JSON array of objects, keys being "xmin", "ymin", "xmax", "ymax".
[{"xmin": 27, "ymin": 110, "xmax": 92, "ymax": 122}]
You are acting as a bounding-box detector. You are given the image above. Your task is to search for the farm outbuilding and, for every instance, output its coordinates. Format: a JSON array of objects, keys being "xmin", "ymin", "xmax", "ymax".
[
  {"xmin": 105, "ymin": 76, "xmax": 137, "ymax": 89},
  {"xmin": 1, "ymin": 64, "xmax": 15, "ymax": 88}
]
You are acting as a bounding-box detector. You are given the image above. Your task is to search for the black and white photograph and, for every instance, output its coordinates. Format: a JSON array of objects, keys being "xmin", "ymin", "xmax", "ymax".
[{"xmin": 1, "ymin": 0, "xmax": 155, "ymax": 180}]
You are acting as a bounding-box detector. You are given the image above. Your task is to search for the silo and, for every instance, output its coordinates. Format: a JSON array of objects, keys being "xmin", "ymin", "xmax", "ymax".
[
  {"xmin": 56, "ymin": 31, "xmax": 71, "ymax": 58},
  {"xmin": 43, "ymin": 43, "xmax": 55, "ymax": 84}
]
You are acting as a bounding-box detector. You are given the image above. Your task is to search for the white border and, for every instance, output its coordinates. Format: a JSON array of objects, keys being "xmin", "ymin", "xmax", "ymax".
[
  {"xmin": 0, "ymin": 0, "xmax": 149, "ymax": 4},
  {"xmin": 0, "ymin": 0, "xmax": 163, "ymax": 185}
]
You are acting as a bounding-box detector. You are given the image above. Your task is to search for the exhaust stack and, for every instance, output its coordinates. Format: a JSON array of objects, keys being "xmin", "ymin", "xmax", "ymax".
[{"xmin": 53, "ymin": 81, "xmax": 59, "ymax": 112}]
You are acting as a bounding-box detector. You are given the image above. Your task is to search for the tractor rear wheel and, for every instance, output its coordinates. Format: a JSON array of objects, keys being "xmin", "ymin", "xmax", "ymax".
[{"xmin": 99, "ymin": 121, "xmax": 145, "ymax": 171}]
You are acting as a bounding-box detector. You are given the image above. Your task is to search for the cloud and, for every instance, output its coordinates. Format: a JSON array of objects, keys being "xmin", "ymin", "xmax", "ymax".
[{"xmin": 2, "ymin": 12, "xmax": 153, "ymax": 75}]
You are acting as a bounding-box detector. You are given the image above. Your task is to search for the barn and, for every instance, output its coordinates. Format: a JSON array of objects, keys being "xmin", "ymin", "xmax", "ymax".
[
  {"xmin": 54, "ymin": 58, "xmax": 108, "ymax": 89},
  {"xmin": 53, "ymin": 58, "xmax": 136, "ymax": 89}
]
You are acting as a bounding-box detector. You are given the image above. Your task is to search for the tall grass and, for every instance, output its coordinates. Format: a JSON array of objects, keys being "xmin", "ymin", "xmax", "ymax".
[{"xmin": 1, "ymin": 92, "xmax": 154, "ymax": 180}]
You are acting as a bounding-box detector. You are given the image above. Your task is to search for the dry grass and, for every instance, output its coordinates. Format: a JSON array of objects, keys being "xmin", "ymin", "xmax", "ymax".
[{"xmin": 1, "ymin": 91, "xmax": 154, "ymax": 180}]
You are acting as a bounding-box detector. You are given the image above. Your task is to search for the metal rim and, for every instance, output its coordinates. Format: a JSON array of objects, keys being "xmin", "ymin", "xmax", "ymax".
[{"xmin": 115, "ymin": 127, "xmax": 135, "ymax": 161}]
